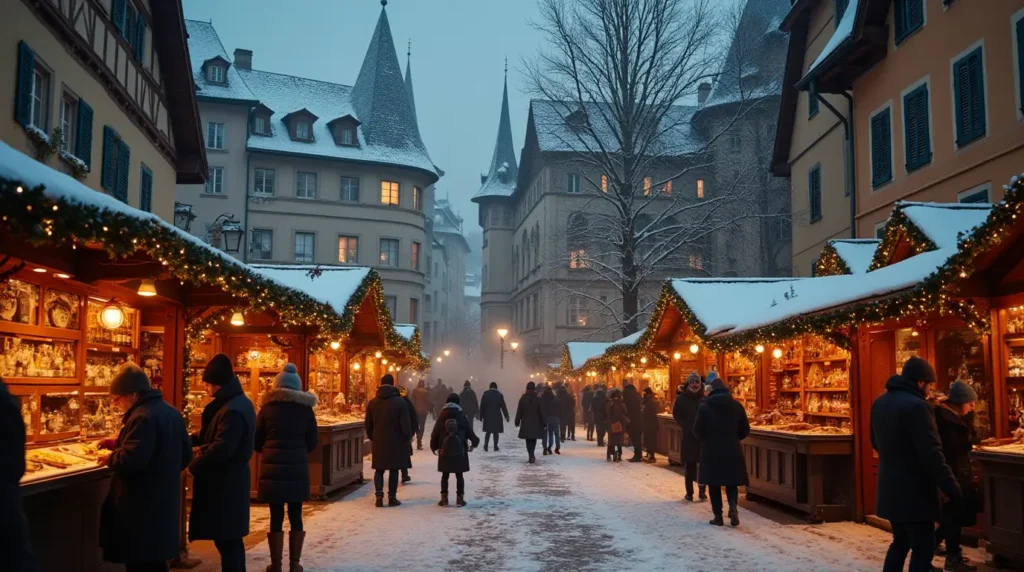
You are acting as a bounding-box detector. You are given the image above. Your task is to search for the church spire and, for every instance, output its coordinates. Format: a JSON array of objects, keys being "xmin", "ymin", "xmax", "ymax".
[
  {"xmin": 405, "ymin": 39, "xmax": 418, "ymax": 127},
  {"xmin": 473, "ymin": 66, "xmax": 519, "ymax": 200}
]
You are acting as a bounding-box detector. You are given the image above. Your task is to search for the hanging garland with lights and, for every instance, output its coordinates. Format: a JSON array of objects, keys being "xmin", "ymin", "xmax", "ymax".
[
  {"xmin": 814, "ymin": 243, "xmax": 853, "ymax": 277},
  {"xmin": 181, "ymin": 308, "xmax": 232, "ymax": 429}
]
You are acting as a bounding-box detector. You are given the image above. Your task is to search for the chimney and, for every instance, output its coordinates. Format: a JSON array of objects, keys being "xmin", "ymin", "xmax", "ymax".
[
  {"xmin": 698, "ymin": 82, "xmax": 712, "ymax": 105},
  {"xmin": 234, "ymin": 49, "xmax": 252, "ymax": 70}
]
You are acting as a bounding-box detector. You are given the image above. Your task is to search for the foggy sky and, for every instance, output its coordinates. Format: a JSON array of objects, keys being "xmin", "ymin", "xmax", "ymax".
[{"xmin": 181, "ymin": 0, "xmax": 544, "ymax": 233}]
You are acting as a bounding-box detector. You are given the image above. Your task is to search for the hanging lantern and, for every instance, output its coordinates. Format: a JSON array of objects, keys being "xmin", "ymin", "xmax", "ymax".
[
  {"xmin": 755, "ymin": 344, "xmax": 765, "ymax": 353},
  {"xmin": 137, "ymin": 279, "xmax": 157, "ymax": 297},
  {"xmin": 689, "ymin": 343, "xmax": 700, "ymax": 354},
  {"xmin": 375, "ymin": 351, "xmax": 382, "ymax": 359},
  {"xmin": 230, "ymin": 312, "xmax": 245, "ymax": 326},
  {"xmin": 772, "ymin": 348, "xmax": 783, "ymax": 359},
  {"xmin": 330, "ymin": 341, "xmax": 341, "ymax": 351},
  {"xmin": 100, "ymin": 302, "xmax": 125, "ymax": 330},
  {"xmin": 673, "ymin": 352, "xmax": 681, "ymax": 360}
]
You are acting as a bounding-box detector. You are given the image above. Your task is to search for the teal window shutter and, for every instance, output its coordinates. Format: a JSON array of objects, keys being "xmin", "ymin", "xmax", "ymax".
[
  {"xmin": 808, "ymin": 81, "xmax": 819, "ymax": 117},
  {"xmin": 112, "ymin": 0, "xmax": 126, "ymax": 35},
  {"xmin": 871, "ymin": 109, "xmax": 892, "ymax": 187},
  {"xmin": 134, "ymin": 14, "xmax": 146, "ymax": 61},
  {"xmin": 895, "ymin": 0, "xmax": 924, "ymax": 45},
  {"xmin": 115, "ymin": 140, "xmax": 130, "ymax": 203},
  {"xmin": 808, "ymin": 166, "xmax": 822, "ymax": 223},
  {"xmin": 139, "ymin": 164, "xmax": 153, "ymax": 212},
  {"xmin": 76, "ymin": 99, "xmax": 93, "ymax": 169},
  {"xmin": 903, "ymin": 84, "xmax": 931, "ymax": 171},
  {"xmin": 101, "ymin": 126, "xmax": 117, "ymax": 191},
  {"xmin": 954, "ymin": 47, "xmax": 986, "ymax": 147},
  {"xmin": 1016, "ymin": 18, "xmax": 1024, "ymax": 114},
  {"xmin": 15, "ymin": 41, "xmax": 34, "ymax": 128}
]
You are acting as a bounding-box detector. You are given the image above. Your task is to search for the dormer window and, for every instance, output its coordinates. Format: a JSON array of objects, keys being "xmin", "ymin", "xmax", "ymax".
[
  {"xmin": 341, "ymin": 127, "xmax": 354, "ymax": 145},
  {"xmin": 250, "ymin": 103, "xmax": 273, "ymax": 136},
  {"xmin": 296, "ymin": 121, "xmax": 310, "ymax": 140},
  {"xmin": 201, "ymin": 56, "xmax": 231, "ymax": 85},
  {"xmin": 282, "ymin": 108, "xmax": 319, "ymax": 143},
  {"xmin": 253, "ymin": 115, "xmax": 267, "ymax": 135},
  {"xmin": 327, "ymin": 114, "xmax": 361, "ymax": 147}
]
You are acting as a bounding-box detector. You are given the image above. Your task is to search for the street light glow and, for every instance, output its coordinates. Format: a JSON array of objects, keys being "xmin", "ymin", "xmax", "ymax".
[
  {"xmin": 496, "ymin": 328, "xmax": 508, "ymax": 339},
  {"xmin": 510, "ymin": 341, "xmax": 519, "ymax": 350},
  {"xmin": 444, "ymin": 349, "xmax": 451, "ymax": 357}
]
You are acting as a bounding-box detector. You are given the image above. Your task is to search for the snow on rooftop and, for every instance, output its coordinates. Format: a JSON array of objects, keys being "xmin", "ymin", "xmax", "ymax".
[
  {"xmin": 566, "ymin": 342, "xmax": 614, "ymax": 370},
  {"xmin": 393, "ymin": 323, "xmax": 417, "ymax": 342},
  {"xmin": 610, "ymin": 331, "xmax": 643, "ymax": 347},
  {"xmin": 899, "ymin": 202, "xmax": 992, "ymax": 250},
  {"xmin": 184, "ymin": 20, "xmax": 257, "ymax": 102},
  {"xmin": 250, "ymin": 265, "xmax": 372, "ymax": 317},
  {"xmin": 804, "ymin": 0, "xmax": 858, "ymax": 80},
  {"xmin": 532, "ymin": 100, "xmax": 701, "ymax": 157},
  {"xmin": 828, "ymin": 239, "xmax": 879, "ymax": 274},
  {"xmin": 464, "ymin": 285, "xmax": 481, "ymax": 298}
]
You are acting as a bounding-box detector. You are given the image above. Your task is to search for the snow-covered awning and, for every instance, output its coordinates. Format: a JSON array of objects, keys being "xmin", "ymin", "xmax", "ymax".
[
  {"xmin": 870, "ymin": 202, "xmax": 992, "ymax": 270},
  {"xmin": 815, "ymin": 239, "xmax": 880, "ymax": 276},
  {"xmin": 251, "ymin": 265, "xmax": 374, "ymax": 323},
  {"xmin": 393, "ymin": 323, "xmax": 418, "ymax": 342}
]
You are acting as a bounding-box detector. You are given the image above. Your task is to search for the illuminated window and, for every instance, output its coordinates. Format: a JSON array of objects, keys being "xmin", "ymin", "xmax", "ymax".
[
  {"xmin": 569, "ymin": 249, "xmax": 589, "ymax": 269},
  {"xmin": 662, "ymin": 180, "xmax": 673, "ymax": 195},
  {"xmin": 567, "ymin": 296, "xmax": 588, "ymax": 326},
  {"xmin": 697, "ymin": 179, "xmax": 705, "ymax": 198},
  {"xmin": 688, "ymin": 254, "xmax": 703, "ymax": 270},
  {"xmin": 643, "ymin": 176, "xmax": 652, "ymax": 196},
  {"xmin": 381, "ymin": 181, "xmax": 399, "ymax": 206},
  {"xmin": 601, "ymin": 175, "xmax": 608, "ymax": 193},
  {"xmin": 338, "ymin": 236, "xmax": 358, "ymax": 264}
]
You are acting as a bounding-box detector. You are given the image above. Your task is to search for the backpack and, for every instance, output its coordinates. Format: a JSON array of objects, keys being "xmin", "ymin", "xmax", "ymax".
[{"xmin": 440, "ymin": 418, "xmax": 464, "ymax": 458}]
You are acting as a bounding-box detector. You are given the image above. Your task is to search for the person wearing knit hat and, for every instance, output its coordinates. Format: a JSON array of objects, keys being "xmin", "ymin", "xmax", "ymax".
[
  {"xmin": 870, "ymin": 356, "xmax": 960, "ymax": 572},
  {"xmin": 95, "ymin": 362, "xmax": 192, "ymax": 570},
  {"xmin": 934, "ymin": 380, "xmax": 981, "ymax": 571},
  {"xmin": 365, "ymin": 372, "xmax": 414, "ymax": 506},
  {"xmin": 188, "ymin": 352, "xmax": 256, "ymax": 570},
  {"xmin": 693, "ymin": 368, "xmax": 750, "ymax": 527},
  {"xmin": 254, "ymin": 363, "xmax": 318, "ymax": 571},
  {"xmin": 674, "ymin": 371, "xmax": 707, "ymax": 502}
]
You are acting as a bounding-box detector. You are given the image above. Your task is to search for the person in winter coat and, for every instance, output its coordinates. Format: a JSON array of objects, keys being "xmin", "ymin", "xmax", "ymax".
[
  {"xmin": 622, "ymin": 383, "xmax": 643, "ymax": 462},
  {"xmin": 933, "ymin": 380, "xmax": 980, "ymax": 572},
  {"xmin": 411, "ymin": 380, "xmax": 432, "ymax": 450},
  {"xmin": 254, "ymin": 364, "xmax": 318, "ymax": 572},
  {"xmin": 365, "ymin": 374, "xmax": 413, "ymax": 507},
  {"xmin": 540, "ymin": 385, "xmax": 562, "ymax": 455},
  {"xmin": 478, "ymin": 382, "xmax": 510, "ymax": 451},
  {"xmin": 871, "ymin": 357, "xmax": 961, "ymax": 572},
  {"xmin": 673, "ymin": 372, "xmax": 707, "ymax": 502},
  {"xmin": 1, "ymin": 378, "xmax": 36, "ymax": 572},
  {"xmin": 641, "ymin": 387, "xmax": 659, "ymax": 463},
  {"xmin": 399, "ymin": 386, "xmax": 418, "ymax": 484},
  {"xmin": 605, "ymin": 389, "xmax": 629, "ymax": 462},
  {"xmin": 558, "ymin": 385, "xmax": 577, "ymax": 441},
  {"xmin": 515, "ymin": 381, "xmax": 546, "ymax": 463},
  {"xmin": 430, "ymin": 393, "xmax": 481, "ymax": 507},
  {"xmin": 592, "ymin": 386, "xmax": 608, "ymax": 447},
  {"xmin": 581, "ymin": 386, "xmax": 595, "ymax": 441},
  {"xmin": 188, "ymin": 353, "xmax": 256, "ymax": 572},
  {"xmin": 693, "ymin": 377, "xmax": 749, "ymax": 527},
  {"xmin": 460, "ymin": 381, "xmax": 480, "ymax": 433}
]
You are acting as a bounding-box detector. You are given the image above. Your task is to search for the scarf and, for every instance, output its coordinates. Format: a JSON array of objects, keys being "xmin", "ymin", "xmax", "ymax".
[{"xmin": 200, "ymin": 376, "xmax": 244, "ymax": 438}]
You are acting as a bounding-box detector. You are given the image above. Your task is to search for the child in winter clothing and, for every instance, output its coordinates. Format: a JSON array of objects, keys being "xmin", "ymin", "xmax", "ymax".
[{"xmin": 430, "ymin": 393, "xmax": 480, "ymax": 507}]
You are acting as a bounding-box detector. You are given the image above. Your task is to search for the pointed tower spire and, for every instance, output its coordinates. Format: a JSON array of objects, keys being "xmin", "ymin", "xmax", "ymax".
[
  {"xmin": 404, "ymin": 39, "xmax": 418, "ymax": 127},
  {"xmin": 473, "ymin": 67, "xmax": 519, "ymax": 200},
  {"xmin": 351, "ymin": 1, "xmax": 430, "ymax": 159}
]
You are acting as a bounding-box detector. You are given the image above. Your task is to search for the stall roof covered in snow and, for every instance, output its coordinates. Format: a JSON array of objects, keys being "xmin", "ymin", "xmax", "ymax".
[
  {"xmin": 184, "ymin": 20, "xmax": 257, "ymax": 103},
  {"xmin": 565, "ymin": 342, "xmax": 614, "ymax": 370},
  {"xmin": 393, "ymin": 323, "xmax": 417, "ymax": 342},
  {"xmin": 871, "ymin": 202, "xmax": 993, "ymax": 270},
  {"xmin": 251, "ymin": 265, "xmax": 374, "ymax": 320},
  {"xmin": 473, "ymin": 74, "xmax": 520, "ymax": 201},
  {"xmin": 827, "ymin": 239, "xmax": 879, "ymax": 274}
]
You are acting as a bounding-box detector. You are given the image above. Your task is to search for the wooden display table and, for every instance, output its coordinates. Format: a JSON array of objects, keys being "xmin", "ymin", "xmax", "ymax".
[
  {"xmin": 972, "ymin": 448, "xmax": 1024, "ymax": 569},
  {"xmin": 657, "ymin": 414, "xmax": 682, "ymax": 464},
  {"xmin": 22, "ymin": 467, "xmax": 113, "ymax": 572},
  {"xmin": 743, "ymin": 429, "xmax": 854, "ymax": 523},
  {"xmin": 309, "ymin": 422, "xmax": 364, "ymax": 499}
]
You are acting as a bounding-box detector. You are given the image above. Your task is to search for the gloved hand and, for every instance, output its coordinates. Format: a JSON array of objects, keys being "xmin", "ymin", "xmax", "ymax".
[{"xmin": 96, "ymin": 438, "xmax": 117, "ymax": 450}]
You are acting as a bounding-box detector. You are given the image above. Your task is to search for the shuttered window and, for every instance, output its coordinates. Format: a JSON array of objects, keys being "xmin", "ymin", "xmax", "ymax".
[
  {"xmin": 15, "ymin": 41, "xmax": 36, "ymax": 129},
  {"xmin": 101, "ymin": 126, "xmax": 131, "ymax": 203},
  {"xmin": 870, "ymin": 108, "xmax": 893, "ymax": 188},
  {"xmin": 808, "ymin": 165, "xmax": 822, "ymax": 223},
  {"xmin": 903, "ymin": 84, "xmax": 931, "ymax": 172},
  {"xmin": 76, "ymin": 100, "xmax": 93, "ymax": 169},
  {"xmin": 953, "ymin": 47, "xmax": 986, "ymax": 147},
  {"xmin": 894, "ymin": 0, "xmax": 924, "ymax": 45},
  {"xmin": 139, "ymin": 164, "xmax": 153, "ymax": 212}
]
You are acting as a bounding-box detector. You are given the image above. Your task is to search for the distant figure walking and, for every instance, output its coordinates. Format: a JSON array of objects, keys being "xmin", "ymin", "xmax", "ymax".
[
  {"xmin": 430, "ymin": 393, "xmax": 480, "ymax": 507},
  {"xmin": 515, "ymin": 381, "xmax": 546, "ymax": 463},
  {"xmin": 399, "ymin": 386, "xmax": 418, "ymax": 484},
  {"xmin": 541, "ymin": 385, "xmax": 561, "ymax": 455},
  {"xmin": 254, "ymin": 363, "xmax": 318, "ymax": 572},
  {"xmin": 592, "ymin": 385, "xmax": 608, "ymax": 447},
  {"xmin": 673, "ymin": 372, "xmax": 707, "ymax": 502},
  {"xmin": 693, "ymin": 376, "xmax": 749, "ymax": 527},
  {"xmin": 479, "ymin": 382, "xmax": 510, "ymax": 452},
  {"xmin": 558, "ymin": 385, "xmax": 577, "ymax": 441},
  {"xmin": 642, "ymin": 387, "xmax": 659, "ymax": 463},
  {"xmin": 431, "ymin": 379, "xmax": 447, "ymax": 420},
  {"xmin": 411, "ymin": 380, "xmax": 432, "ymax": 450},
  {"xmin": 605, "ymin": 389, "xmax": 628, "ymax": 462},
  {"xmin": 460, "ymin": 381, "xmax": 480, "ymax": 433},
  {"xmin": 365, "ymin": 374, "xmax": 413, "ymax": 507},
  {"xmin": 623, "ymin": 383, "xmax": 643, "ymax": 462},
  {"xmin": 581, "ymin": 386, "xmax": 595, "ymax": 441}
]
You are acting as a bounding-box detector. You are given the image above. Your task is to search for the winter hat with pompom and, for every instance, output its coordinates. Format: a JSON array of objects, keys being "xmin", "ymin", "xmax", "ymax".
[{"xmin": 274, "ymin": 363, "xmax": 302, "ymax": 391}]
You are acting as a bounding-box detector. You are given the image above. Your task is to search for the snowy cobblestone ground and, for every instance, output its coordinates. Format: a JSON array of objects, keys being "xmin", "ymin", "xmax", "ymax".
[{"xmin": 192, "ymin": 419, "xmax": 996, "ymax": 571}]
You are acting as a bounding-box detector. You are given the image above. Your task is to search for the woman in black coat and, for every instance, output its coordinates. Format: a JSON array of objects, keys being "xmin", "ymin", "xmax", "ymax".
[
  {"xmin": 189, "ymin": 354, "xmax": 256, "ymax": 572},
  {"xmin": 541, "ymin": 386, "xmax": 562, "ymax": 455},
  {"xmin": 641, "ymin": 387, "xmax": 659, "ymax": 463},
  {"xmin": 429, "ymin": 394, "xmax": 480, "ymax": 507},
  {"xmin": 933, "ymin": 380, "xmax": 981, "ymax": 570},
  {"xmin": 514, "ymin": 381, "xmax": 546, "ymax": 463},
  {"xmin": 605, "ymin": 390, "xmax": 628, "ymax": 461},
  {"xmin": 591, "ymin": 387, "xmax": 608, "ymax": 447},
  {"xmin": 623, "ymin": 384, "xmax": 644, "ymax": 462},
  {"xmin": 558, "ymin": 386, "xmax": 577, "ymax": 441},
  {"xmin": 254, "ymin": 364, "xmax": 318, "ymax": 572},
  {"xmin": 693, "ymin": 377, "xmax": 749, "ymax": 527},
  {"xmin": 479, "ymin": 382, "xmax": 510, "ymax": 451},
  {"xmin": 673, "ymin": 372, "xmax": 706, "ymax": 501}
]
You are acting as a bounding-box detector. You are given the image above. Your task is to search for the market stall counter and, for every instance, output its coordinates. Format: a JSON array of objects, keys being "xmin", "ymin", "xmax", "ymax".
[
  {"xmin": 972, "ymin": 444, "xmax": 1024, "ymax": 569},
  {"xmin": 656, "ymin": 413, "xmax": 681, "ymax": 464}
]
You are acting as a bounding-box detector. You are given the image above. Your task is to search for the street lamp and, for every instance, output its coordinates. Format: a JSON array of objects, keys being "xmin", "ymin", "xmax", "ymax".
[
  {"xmin": 496, "ymin": 328, "xmax": 517, "ymax": 369},
  {"xmin": 210, "ymin": 213, "xmax": 243, "ymax": 252},
  {"xmin": 173, "ymin": 202, "xmax": 196, "ymax": 232},
  {"xmin": 443, "ymin": 349, "xmax": 451, "ymax": 357}
]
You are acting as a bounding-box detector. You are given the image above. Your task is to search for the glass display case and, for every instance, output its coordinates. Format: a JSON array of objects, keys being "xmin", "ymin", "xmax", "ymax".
[
  {"xmin": 18, "ymin": 394, "xmax": 36, "ymax": 436},
  {"xmin": 81, "ymin": 394, "xmax": 118, "ymax": 438},
  {"xmin": 895, "ymin": 327, "xmax": 923, "ymax": 374},
  {"xmin": 724, "ymin": 351, "xmax": 758, "ymax": 415},
  {"xmin": 85, "ymin": 348, "xmax": 132, "ymax": 387},
  {"xmin": 39, "ymin": 392, "xmax": 81, "ymax": 436},
  {"xmin": 140, "ymin": 331, "xmax": 164, "ymax": 388},
  {"xmin": 0, "ymin": 335, "xmax": 77, "ymax": 379},
  {"xmin": 0, "ymin": 279, "xmax": 40, "ymax": 325}
]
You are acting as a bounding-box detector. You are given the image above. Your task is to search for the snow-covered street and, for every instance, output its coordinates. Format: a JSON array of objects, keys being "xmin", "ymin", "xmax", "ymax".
[{"xmin": 188, "ymin": 419, "xmax": 994, "ymax": 572}]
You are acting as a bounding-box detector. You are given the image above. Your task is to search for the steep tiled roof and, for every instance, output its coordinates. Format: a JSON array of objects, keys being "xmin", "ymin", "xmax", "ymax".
[
  {"xmin": 473, "ymin": 74, "xmax": 519, "ymax": 200},
  {"xmin": 184, "ymin": 20, "xmax": 257, "ymax": 103},
  {"xmin": 531, "ymin": 100, "xmax": 701, "ymax": 156},
  {"xmin": 404, "ymin": 51, "xmax": 418, "ymax": 128}
]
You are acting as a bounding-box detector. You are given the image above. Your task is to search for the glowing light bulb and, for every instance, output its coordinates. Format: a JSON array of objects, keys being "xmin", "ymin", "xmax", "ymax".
[
  {"xmin": 100, "ymin": 303, "xmax": 125, "ymax": 330},
  {"xmin": 137, "ymin": 279, "xmax": 157, "ymax": 297},
  {"xmin": 772, "ymin": 348, "xmax": 783, "ymax": 359},
  {"xmin": 690, "ymin": 343, "xmax": 700, "ymax": 355},
  {"xmin": 330, "ymin": 341, "xmax": 341, "ymax": 350},
  {"xmin": 755, "ymin": 345, "xmax": 765, "ymax": 353},
  {"xmin": 230, "ymin": 312, "xmax": 245, "ymax": 326},
  {"xmin": 673, "ymin": 352, "xmax": 681, "ymax": 360}
]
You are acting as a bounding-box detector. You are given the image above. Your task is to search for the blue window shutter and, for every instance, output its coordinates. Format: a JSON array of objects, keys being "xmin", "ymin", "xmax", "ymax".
[
  {"xmin": 134, "ymin": 14, "xmax": 146, "ymax": 61},
  {"xmin": 808, "ymin": 81, "xmax": 819, "ymax": 117},
  {"xmin": 15, "ymin": 41, "xmax": 34, "ymax": 128},
  {"xmin": 101, "ymin": 126, "xmax": 117, "ymax": 191},
  {"xmin": 895, "ymin": 0, "xmax": 923, "ymax": 44},
  {"xmin": 115, "ymin": 140, "xmax": 130, "ymax": 203},
  {"xmin": 871, "ymin": 109, "xmax": 892, "ymax": 187},
  {"xmin": 76, "ymin": 99, "xmax": 93, "ymax": 169},
  {"xmin": 112, "ymin": 0, "xmax": 126, "ymax": 35},
  {"xmin": 1017, "ymin": 18, "xmax": 1024, "ymax": 114},
  {"xmin": 139, "ymin": 165, "xmax": 153, "ymax": 212},
  {"xmin": 903, "ymin": 85, "xmax": 931, "ymax": 171},
  {"xmin": 808, "ymin": 167, "xmax": 822, "ymax": 222},
  {"xmin": 954, "ymin": 48, "xmax": 986, "ymax": 147}
]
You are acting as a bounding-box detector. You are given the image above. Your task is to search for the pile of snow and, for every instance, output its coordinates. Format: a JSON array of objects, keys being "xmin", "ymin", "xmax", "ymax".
[
  {"xmin": 251, "ymin": 265, "xmax": 372, "ymax": 318},
  {"xmin": 804, "ymin": 0, "xmax": 859, "ymax": 79}
]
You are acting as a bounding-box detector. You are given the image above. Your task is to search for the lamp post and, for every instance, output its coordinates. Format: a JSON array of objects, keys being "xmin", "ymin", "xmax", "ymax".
[
  {"xmin": 496, "ymin": 328, "xmax": 518, "ymax": 369},
  {"xmin": 210, "ymin": 213, "xmax": 243, "ymax": 252}
]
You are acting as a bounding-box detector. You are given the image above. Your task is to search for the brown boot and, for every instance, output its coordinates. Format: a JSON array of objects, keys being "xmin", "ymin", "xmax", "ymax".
[
  {"xmin": 265, "ymin": 531, "xmax": 284, "ymax": 572},
  {"xmin": 288, "ymin": 530, "xmax": 306, "ymax": 572}
]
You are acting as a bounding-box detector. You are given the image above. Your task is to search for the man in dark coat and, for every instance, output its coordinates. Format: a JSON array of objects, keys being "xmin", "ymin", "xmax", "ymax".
[
  {"xmin": 641, "ymin": 387, "xmax": 659, "ymax": 463},
  {"xmin": 673, "ymin": 372, "xmax": 706, "ymax": 502},
  {"xmin": 431, "ymin": 379, "xmax": 447, "ymax": 420},
  {"xmin": 623, "ymin": 383, "xmax": 644, "ymax": 462},
  {"xmin": 399, "ymin": 386, "xmax": 418, "ymax": 484},
  {"xmin": 581, "ymin": 386, "xmax": 595, "ymax": 441},
  {"xmin": 934, "ymin": 380, "xmax": 980, "ymax": 572},
  {"xmin": 871, "ymin": 357, "xmax": 961, "ymax": 572},
  {"xmin": 591, "ymin": 386, "xmax": 608, "ymax": 447},
  {"xmin": 558, "ymin": 385, "xmax": 577, "ymax": 441},
  {"xmin": 0, "ymin": 378, "xmax": 37, "ymax": 572},
  {"xmin": 364, "ymin": 374, "xmax": 413, "ymax": 507},
  {"xmin": 514, "ymin": 381, "xmax": 546, "ymax": 463},
  {"xmin": 540, "ymin": 385, "xmax": 561, "ymax": 455},
  {"xmin": 411, "ymin": 380, "xmax": 432, "ymax": 449},
  {"xmin": 693, "ymin": 377, "xmax": 749, "ymax": 527},
  {"xmin": 479, "ymin": 382, "xmax": 510, "ymax": 451},
  {"xmin": 429, "ymin": 394, "xmax": 481, "ymax": 507},
  {"xmin": 460, "ymin": 381, "xmax": 480, "ymax": 433},
  {"xmin": 189, "ymin": 353, "xmax": 256, "ymax": 572}
]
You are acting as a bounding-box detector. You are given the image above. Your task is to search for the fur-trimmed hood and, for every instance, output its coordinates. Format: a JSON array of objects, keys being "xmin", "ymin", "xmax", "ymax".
[{"xmin": 260, "ymin": 387, "xmax": 318, "ymax": 408}]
